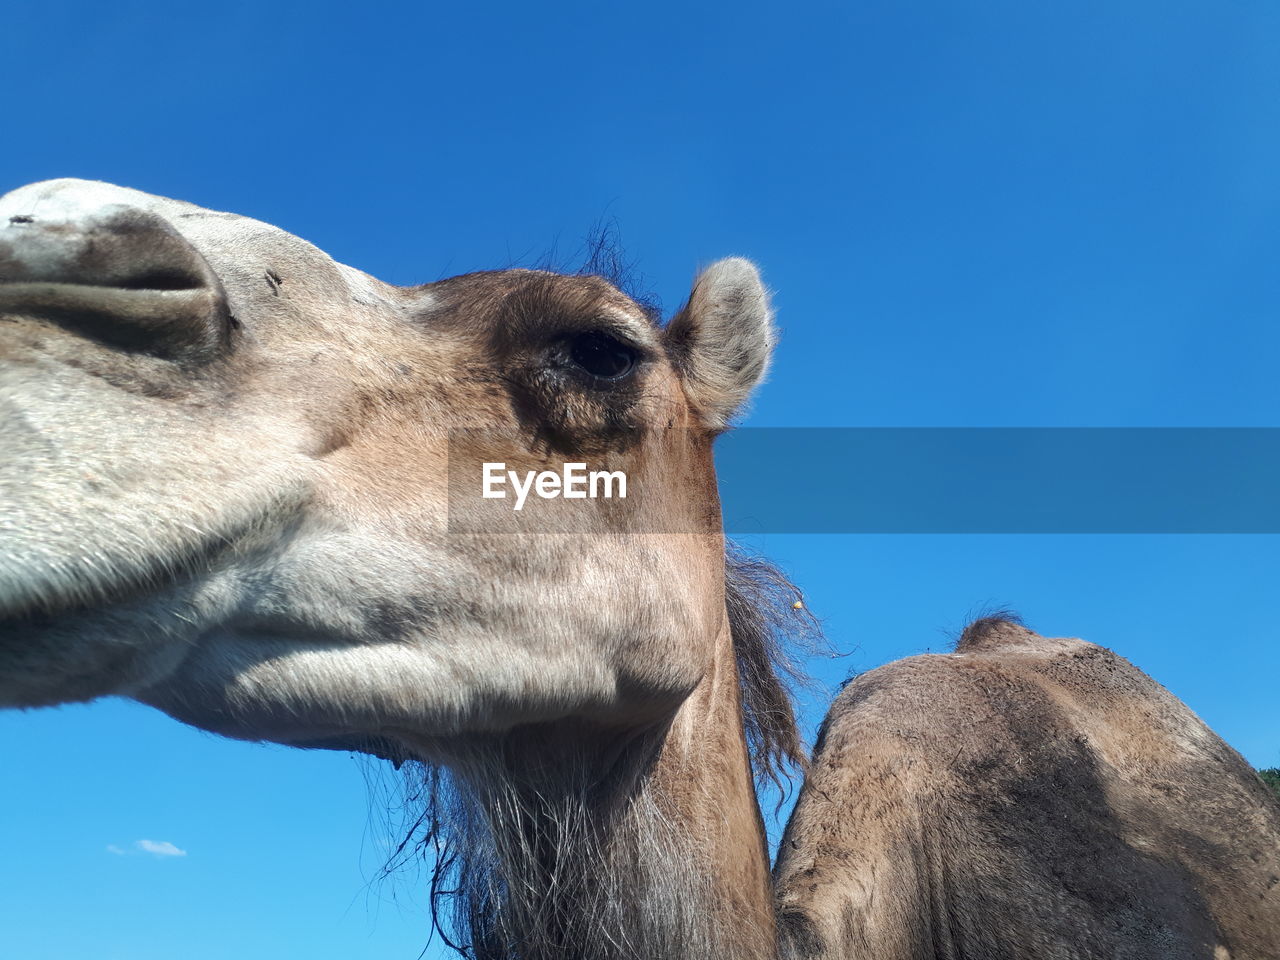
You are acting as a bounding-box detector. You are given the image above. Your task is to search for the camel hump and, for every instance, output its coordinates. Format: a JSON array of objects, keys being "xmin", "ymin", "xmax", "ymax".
[{"xmin": 954, "ymin": 612, "xmax": 1041, "ymax": 652}]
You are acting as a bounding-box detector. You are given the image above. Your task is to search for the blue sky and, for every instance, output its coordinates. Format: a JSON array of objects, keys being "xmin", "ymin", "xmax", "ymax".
[{"xmin": 3, "ymin": 1, "xmax": 1279, "ymax": 957}]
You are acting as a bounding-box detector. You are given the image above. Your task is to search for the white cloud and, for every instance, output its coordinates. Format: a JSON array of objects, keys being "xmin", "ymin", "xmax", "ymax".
[
  {"xmin": 136, "ymin": 839, "xmax": 187, "ymax": 857},
  {"xmin": 107, "ymin": 839, "xmax": 188, "ymax": 858}
]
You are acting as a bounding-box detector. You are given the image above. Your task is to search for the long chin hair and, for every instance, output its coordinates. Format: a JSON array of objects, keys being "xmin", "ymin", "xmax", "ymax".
[{"xmin": 375, "ymin": 545, "xmax": 820, "ymax": 960}]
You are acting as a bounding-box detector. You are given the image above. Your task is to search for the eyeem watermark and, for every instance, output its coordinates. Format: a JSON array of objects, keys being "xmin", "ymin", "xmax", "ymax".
[
  {"xmin": 456, "ymin": 429, "xmax": 1280, "ymax": 532},
  {"xmin": 482, "ymin": 462, "xmax": 627, "ymax": 511}
]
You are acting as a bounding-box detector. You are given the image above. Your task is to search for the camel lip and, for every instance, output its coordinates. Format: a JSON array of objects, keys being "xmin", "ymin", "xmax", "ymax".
[
  {"xmin": 0, "ymin": 550, "xmax": 196, "ymax": 648},
  {"xmin": 0, "ymin": 567, "xmax": 139, "ymax": 630},
  {"xmin": 0, "ymin": 604, "xmax": 58, "ymax": 631}
]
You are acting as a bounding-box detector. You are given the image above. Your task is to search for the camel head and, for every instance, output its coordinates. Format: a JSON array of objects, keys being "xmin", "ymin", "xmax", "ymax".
[{"xmin": 0, "ymin": 178, "xmax": 776, "ymax": 758}]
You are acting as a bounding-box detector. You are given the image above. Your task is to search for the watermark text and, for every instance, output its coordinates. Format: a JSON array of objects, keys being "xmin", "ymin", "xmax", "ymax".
[{"xmin": 482, "ymin": 462, "xmax": 627, "ymax": 511}]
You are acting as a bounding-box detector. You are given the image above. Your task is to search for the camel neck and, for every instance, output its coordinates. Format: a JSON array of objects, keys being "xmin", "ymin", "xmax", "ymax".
[
  {"xmin": 412, "ymin": 618, "xmax": 777, "ymax": 960},
  {"xmin": 649, "ymin": 619, "xmax": 778, "ymax": 959}
]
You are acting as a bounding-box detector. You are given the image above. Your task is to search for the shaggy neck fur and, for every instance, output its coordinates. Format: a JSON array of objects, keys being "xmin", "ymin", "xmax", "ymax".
[
  {"xmin": 389, "ymin": 550, "xmax": 812, "ymax": 960},
  {"xmin": 424, "ymin": 712, "xmax": 768, "ymax": 960}
]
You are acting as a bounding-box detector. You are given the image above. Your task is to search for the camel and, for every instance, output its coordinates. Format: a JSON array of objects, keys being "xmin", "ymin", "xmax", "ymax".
[
  {"xmin": 5, "ymin": 179, "xmax": 1278, "ymax": 960},
  {"xmin": 775, "ymin": 616, "xmax": 1280, "ymax": 959},
  {"xmin": 0, "ymin": 177, "xmax": 810, "ymax": 960}
]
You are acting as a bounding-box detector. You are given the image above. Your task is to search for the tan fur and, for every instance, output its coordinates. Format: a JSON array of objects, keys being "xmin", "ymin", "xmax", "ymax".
[{"xmin": 775, "ymin": 621, "xmax": 1280, "ymax": 960}]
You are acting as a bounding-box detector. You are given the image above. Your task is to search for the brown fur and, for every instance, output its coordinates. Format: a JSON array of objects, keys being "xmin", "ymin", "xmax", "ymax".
[{"xmin": 775, "ymin": 618, "xmax": 1280, "ymax": 959}]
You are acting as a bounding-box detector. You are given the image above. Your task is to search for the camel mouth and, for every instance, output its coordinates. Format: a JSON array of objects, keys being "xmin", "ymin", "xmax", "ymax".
[
  {"xmin": 0, "ymin": 424, "xmax": 311, "ymax": 652},
  {"xmin": 0, "ymin": 539, "xmax": 213, "ymax": 708},
  {"xmin": 0, "ymin": 534, "xmax": 199, "ymax": 629}
]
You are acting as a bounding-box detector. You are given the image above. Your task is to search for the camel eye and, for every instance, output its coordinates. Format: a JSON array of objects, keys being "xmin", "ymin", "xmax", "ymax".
[{"xmin": 568, "ymin": 331, "xmax": 637, "ymax": 381}]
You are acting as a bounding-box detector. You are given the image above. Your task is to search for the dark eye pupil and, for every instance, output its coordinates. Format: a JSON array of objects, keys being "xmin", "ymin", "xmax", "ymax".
[{"xmin": 569, "ymin": 332, "xmax": 635, "ymax": 380}]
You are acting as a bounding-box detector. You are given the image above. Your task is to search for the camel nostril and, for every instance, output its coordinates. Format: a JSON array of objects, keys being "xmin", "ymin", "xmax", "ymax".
[
  {"xmin": 0, "ymin": 207, "xmax": 213, "ymax": 290},
  {"xmin": 116, "ymin": 268, "xmax": 208, "ymax": 292},
  {"xmin": 0, "ymin": 204, "xmax": 233, "ymax": 364}
]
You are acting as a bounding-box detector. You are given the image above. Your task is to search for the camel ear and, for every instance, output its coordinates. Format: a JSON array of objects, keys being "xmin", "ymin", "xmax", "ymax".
[{"xmin": 665, "ymin": 258, "xmax": 776, "ymax": 429}]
